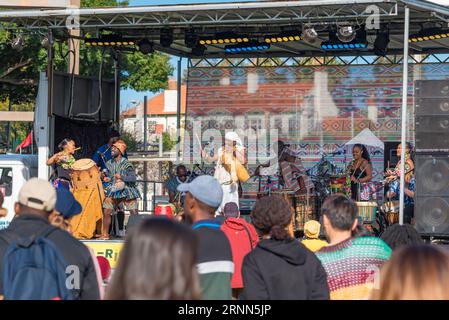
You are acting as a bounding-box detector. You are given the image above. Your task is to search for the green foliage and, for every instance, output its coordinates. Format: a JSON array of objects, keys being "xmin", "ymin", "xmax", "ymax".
[
  {"xmin": 119, "ymin": 130, "xmax": 138, "ymax": 152},
  {"xmin": 162, "ymin": 132, "xmax": 176, "ymax": 152}
]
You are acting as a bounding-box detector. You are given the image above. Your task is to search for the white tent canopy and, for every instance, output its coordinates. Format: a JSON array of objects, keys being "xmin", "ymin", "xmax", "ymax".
[{"xmin": 345, "ymin": 128, "xmax": 385, "ymax": 150}]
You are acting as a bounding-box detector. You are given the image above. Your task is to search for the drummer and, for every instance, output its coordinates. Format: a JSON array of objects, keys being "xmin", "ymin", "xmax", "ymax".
[
  {"xmin": 46, "ymin": 138, "xmax": 77, "ymax": 190},
  {"xmin": 101, "ymin": 140, "xmax": 141, "ymax": 240},
  {"xmin": 165, "ymin": 164, "xmax": 190, "ymax": 207},
  {"xmin": 346, "ymin": 144, "xmax": 373, "ymax": 201}
]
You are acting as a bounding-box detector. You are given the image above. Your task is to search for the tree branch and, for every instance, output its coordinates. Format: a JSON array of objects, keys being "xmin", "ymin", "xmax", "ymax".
[
  {"xmin": 0, "ymin": 78, "xmax": 36, "ymax": 86},
  {"xmin": 0, "ymin": 58, "xmax": 33, "ymax": 79}
]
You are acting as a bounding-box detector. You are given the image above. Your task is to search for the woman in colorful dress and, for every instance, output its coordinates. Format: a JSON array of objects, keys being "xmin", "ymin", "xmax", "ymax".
[{"xmin": 46, "ymin": 138, "xmax": 77, "ymax": 190}]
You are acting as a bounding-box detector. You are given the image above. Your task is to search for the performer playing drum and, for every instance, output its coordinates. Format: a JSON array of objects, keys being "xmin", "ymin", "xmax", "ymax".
[
  {"xmin": 202, "ymin": 131, "xmax": 249, "ymax": 214},
  {"xmin": 256, "ymin": 140, "xmax": 314, "ymax": 195},
  {"xmin": 346, "ymin": 144, "xmax": 373, "ymax": 201},
  {"xmin": 101, "ymin": 140, "xmax": 141, "ymax": 239}
]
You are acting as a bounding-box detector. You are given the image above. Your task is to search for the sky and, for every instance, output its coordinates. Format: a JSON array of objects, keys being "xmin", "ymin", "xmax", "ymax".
[
  {"xmin": 120, "ymin": 0, "xmax": 449, "ymax": 109},
  {"xmin": 121, "ymin": 0, "xmax": 253, "ymax": 109}
]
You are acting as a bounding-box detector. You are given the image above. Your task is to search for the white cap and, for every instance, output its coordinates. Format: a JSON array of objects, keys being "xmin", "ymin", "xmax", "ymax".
[
  {"xmin": 225, "ymin": 131, "xmax": 243, "ymax": 146},
  {"xmin": 18, "ymin": 178, "xmax": 57, "ymax": 212}
]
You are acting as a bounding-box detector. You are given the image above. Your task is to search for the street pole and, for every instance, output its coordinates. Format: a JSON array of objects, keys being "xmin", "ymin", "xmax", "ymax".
[
  {"xmin": 399, "ymin": 6, "xmax": 410, "ymax": 225},
  {"xmin": 176, "ymin": 58, "xmax": 182, "ymax": 163},
  {"xmin": 6, "ymin": 92, "xmax": 12, "ymax": 152},
  {"xmin": 143, "ymin": 95, "xmax": 148, "ymax": 152}
]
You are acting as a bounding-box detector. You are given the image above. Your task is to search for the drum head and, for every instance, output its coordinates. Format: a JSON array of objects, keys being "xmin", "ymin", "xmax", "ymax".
[{"xmin": 72, "ymin": 158, "xmax": 96, "ymax": 171}]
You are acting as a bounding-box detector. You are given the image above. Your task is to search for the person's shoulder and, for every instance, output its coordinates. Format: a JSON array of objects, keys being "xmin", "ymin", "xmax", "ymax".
[
  {"xmin": 49, "ymin": 228, "xmax": 91, "ymax": 253},
  {"xmin": 353, "ymin": 236, "xmax": 392, "ymax": 254}
]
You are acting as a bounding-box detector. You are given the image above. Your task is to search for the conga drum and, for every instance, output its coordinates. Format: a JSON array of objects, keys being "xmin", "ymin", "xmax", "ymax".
[
  {"xmin": 294, "ymin": 194, "xmax": 316, "ymax": 231},
  {"xmin": 271, "ymin": 189, "xmax": 296, "ymax": 238},
  {"xmin": 69, "ymin": 159, "xmax": 104, "ymax": 239},
  {"xmin": 381, "ymin": 200, "xmax": 399, "ymax": 225},
  {"xmin": 155, "ymin": 203, "xmax": 176, "ymax": 218},
  {"xmin": 355, "ymin": 201, "xmax": 377, "ymax": 224}
]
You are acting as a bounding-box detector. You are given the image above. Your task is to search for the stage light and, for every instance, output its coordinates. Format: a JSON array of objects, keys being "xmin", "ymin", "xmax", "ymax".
[
  {"xmin": 84, "ymin": 35, "xmax": 134, "ymax": 47},
  {"xmin": 138, "ymin": 39, "xmax": 154, "ymax": 54},
  {"xmin": 409, "ymin": 28, "xmax": 449, "ymax": 43},
  {"xmin": 302, "ymin": 27, "xmax": 318, "ymax": 44},
  {"xmin": 337, "ymin": 25, "xmax": 356, "ymax": 43},
  {"xmin": 373, "ymin": 31, "xmax": 389, "ymax": 56},
  {"xmin": 185, "ymin": 31, "xmax": 198, "ymax": 48},
  {"xmin": 160, "ymin": 28, "xmax": 173, "ymax": 48},
  {"xmin": 41, "ymin": 36, "xmax": 52, "ymax": 49},
  {"xmin": 264, "ymin": 31, "xmax": 301, "ymax": 44},
  {"xmin": 192, "ymin": 44, "xmax": 206, "ymax": 56},
  {"xmin": 198, "ymin": 34, "xmax": 250, "ymax": 46},
  {"xmin": 11, "ymin": 34, "xmax": 24, "ymax": 52},
  {"xmin": 225, "ymin": 41, "xmax": 270, "ymax": 53}
]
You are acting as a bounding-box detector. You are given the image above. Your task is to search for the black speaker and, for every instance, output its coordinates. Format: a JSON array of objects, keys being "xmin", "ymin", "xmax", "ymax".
[
  {"xmin": 126, "ymin": 214, "xmax": 152, "ymax": 234},
  {"xmin": 415, "ymin": 80, "xmax": 449, "ymax": 152},
  {"xmin": 415, "ymin": 154, "xmax": 449, "ymax": 235}
]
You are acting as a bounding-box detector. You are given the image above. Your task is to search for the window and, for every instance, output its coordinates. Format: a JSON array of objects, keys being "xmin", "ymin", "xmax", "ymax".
[{"xmin": 0, "ymin": 167, "xmax": 12, "ymax": 197}]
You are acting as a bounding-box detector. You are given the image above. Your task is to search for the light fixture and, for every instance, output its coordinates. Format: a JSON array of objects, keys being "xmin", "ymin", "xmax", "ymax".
[
  {"xmin": 138, "ymin": 39, "xmax": 154, "ymax": 54},
  {"xmin": 184, "ymin": 30, "xmax": 198, "ymax": 48},
  {"xmin": 301, "ymin": 27, "xmax": 318, "ymax": 44},
  {"xmin": 337, "ymin": 25, "xmax": 356, "ymax": 43},
  {"xmin": 41, "ymin": 36, "xmax": 52, "ymax": 49},
  {"xmin": 409, "ymin": 27, "xmax": 449, "ymax": 43},
  {"xmin": 225, "ymin": 41, "xmax": 270, "ymax": 53},
  {"xmin": 84, "ymin": 35, "xmax": 134, "ymax": 47},
  {"xmin": 191, "ymin": 44, "xmax": 206, "ymax": 56},
  {"xmin": 264, "ymin": 32, "xmax": 301, "ymax": 44},
  {"xmin": 11, "ymin": 34, "xmax": 24, "ymax": 52},
  {"xmin": 199, "ymin": 34, "xmax": 250, "ymax": 45},
  {"xmin": 160, "ymin": 28, "xmax": 173, "ymax": 47},
  {"xmin": 373, "ymin": 30, "xmax": 389, "ymax": 56},
  {"xmin": 321, "ymin": 27, "xmax": 367, "ymax": 51}
]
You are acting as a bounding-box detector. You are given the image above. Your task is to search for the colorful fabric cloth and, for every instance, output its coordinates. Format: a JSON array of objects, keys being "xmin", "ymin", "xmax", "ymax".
[
  {"xmin": 279, "ymin": 147, "xmax": 314, "ymax": 193},
  {"xmin": 104, "ymin": 158, "xmax": 140, "ymax": 201},
  {"xmin": 315, "ymin": 236, "xmax": 391, "ymax": 300},
  {"xmin": 388, "ymin": 177, "xmax": 415, "ymax": 205}
]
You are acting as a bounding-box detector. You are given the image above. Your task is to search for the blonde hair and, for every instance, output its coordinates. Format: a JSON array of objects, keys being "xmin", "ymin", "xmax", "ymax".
[{"xmin": 371, "ymin": 245, "xmax": 449, "ymax": 300}]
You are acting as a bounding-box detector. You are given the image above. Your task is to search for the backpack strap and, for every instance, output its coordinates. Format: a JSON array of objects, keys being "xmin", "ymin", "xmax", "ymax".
[
  {"xmin": 241, "ymin": 222, "xmax": 255, "ymax": 250},
  {"xmin": 0, "ymin": 224, "xmax": 59, "ymax": 248}
]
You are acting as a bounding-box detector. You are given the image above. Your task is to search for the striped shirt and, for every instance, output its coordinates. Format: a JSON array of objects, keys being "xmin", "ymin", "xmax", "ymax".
[
  {"xmin": 104, "ymin": 158, "xmax": 140, "ymax": 200},
  {"xmin": 315, "ymin": 237, "xmax": 391, "ymax": 300}
]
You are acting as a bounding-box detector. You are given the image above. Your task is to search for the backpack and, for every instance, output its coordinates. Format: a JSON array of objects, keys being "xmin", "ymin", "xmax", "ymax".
[{"xmin": 0, "ymin": 225, "xmax": 74, "ymax": 300}]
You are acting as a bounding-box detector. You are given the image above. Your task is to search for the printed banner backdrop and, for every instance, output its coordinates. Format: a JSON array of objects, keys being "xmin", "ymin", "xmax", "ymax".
[{"xmin": 184, "ymin": 63, "xmax": 449, "ymax": 211}]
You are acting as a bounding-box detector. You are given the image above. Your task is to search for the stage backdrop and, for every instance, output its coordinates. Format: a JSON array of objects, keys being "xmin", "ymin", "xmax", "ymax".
[{"xmin": 184, "ymin": 63, "xmax": 449, "ymax": 211}]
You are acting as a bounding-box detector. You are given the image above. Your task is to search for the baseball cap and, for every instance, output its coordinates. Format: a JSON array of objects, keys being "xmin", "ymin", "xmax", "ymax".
[
  {"xmin": 224, "ymin": 202, "xmax": 239, "ymax": 218},
  {"xmin": 55, "ymin": 187, "xmax": 82, "ymax": 219},
  {"xmin": 304, "ymin": 220, "xmax": 321, "ymax": 239},
  {"xmin": 177, "ymin": 175, "xmax": 223, "ymax": 209},
  {"xmin": 18, "ymin": 178, "xmax": 57, "ymax": 212}
]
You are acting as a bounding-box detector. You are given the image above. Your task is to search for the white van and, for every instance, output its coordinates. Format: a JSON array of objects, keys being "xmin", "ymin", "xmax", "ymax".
[{"xmin": 0, "ymin": 154, "xmax": 38, "ymax": 230}]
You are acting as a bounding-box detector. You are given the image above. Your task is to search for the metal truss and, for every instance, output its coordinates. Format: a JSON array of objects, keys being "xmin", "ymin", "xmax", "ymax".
[
  {"xmin": 0, "ymin": 1, "xmax": 398, "ymax": 30},
  {"xmin": 189, "ymin": 53, "xmax": 449, "ymax": 67}
]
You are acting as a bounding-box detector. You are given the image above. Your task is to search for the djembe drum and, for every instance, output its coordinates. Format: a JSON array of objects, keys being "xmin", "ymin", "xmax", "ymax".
[
  {"xmin": 294, "ymin": 194, "xmax": 316, "ymax": 231},
  {"xmin": 355, "ymin": 201, "xmax": 378, "ymax": 224},
  {"xmin": 69, "ymin": 159, "xmax": 105, "ymax": 239}
]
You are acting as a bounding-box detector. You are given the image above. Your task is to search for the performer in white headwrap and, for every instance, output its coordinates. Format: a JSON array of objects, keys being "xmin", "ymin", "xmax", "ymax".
[{"xmin": 202, "ymin": 131, "xmax": 249, "ymax": 213}]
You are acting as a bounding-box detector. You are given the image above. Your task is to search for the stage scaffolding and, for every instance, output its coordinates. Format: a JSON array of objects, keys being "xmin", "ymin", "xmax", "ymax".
[{"xmin": 1, "ymin": 0, "xmax": 449, "ymax": 224}]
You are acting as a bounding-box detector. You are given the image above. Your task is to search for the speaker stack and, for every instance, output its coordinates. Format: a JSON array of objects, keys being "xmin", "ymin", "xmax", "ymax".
[{"xmin": 414, "ymin": 80, "xmax": 449, "ymax": 236}]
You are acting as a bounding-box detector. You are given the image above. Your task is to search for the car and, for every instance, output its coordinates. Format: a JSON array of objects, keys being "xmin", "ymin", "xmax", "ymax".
[{"xmin": 0, "ymin": 154, "xmax": 38, "ymax": 229}]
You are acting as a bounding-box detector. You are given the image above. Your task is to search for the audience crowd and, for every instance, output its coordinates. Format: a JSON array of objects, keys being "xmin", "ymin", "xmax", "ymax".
[{"xmin": 0, "ymin": 175, "xmax": 447, "ymax": 300}]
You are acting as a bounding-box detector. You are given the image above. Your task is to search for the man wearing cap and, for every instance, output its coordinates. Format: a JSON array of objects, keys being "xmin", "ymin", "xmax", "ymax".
[
  {"xmin": 301, "ymin": 220, "xmax": 328, "ymax": 252},
  {"xmin": 101, "ymin": 139, "xmax": 140, "ymax": 239},
  {"xmin": 177, "ymin": 175, "xmax": 234, "ymax": 300},
  {"xmin": 0, "ymin": 178, "xmax": 100, "ymax": 300}
]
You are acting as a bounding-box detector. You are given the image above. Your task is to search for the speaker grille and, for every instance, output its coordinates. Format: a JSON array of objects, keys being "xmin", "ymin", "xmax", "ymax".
[
  {"xmin": 416, "ymin": 98, "xmax": 449, "ymax": 116},
  {"xmin": 415, "ymin": 80, "xmax": 449, "ymax": 98},
  {"xmin": 415, "ymin": 154, "xmax": 449, "ymax": 235}
]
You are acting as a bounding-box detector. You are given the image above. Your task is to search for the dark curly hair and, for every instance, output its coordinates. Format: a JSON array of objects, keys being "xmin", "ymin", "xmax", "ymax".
[
  {"xmin": 251, "ymin": 195, "xmax": 293, "ymax": 241},
  {"xmin": 381, "ymin": 223, "xmax": 423, "ymax": 250}
]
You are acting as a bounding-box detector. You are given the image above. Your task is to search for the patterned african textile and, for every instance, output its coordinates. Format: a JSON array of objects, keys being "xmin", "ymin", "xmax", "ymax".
[
  {"xmin": 279, "ymin": 147, "xmax": 314, "ymax": 193},
  {"xmin": 315, "ymin": 237, "xmax": 391, "ymax": 300},
  {"xmin": 104, "ymin": 158, "xmax": 141, "ymax": 200}
]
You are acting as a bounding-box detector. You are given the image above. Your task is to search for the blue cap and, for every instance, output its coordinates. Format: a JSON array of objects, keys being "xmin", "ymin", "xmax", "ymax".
[
  {"xmin": 55, "ymin": 187, "xmax": 82, "ymax": 219},
  {"xmin": 177, "ymin": 175, "xmax": 223, "ymax": 209}
]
